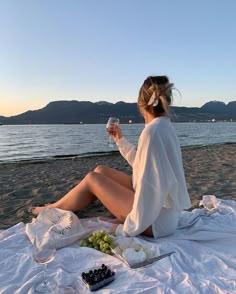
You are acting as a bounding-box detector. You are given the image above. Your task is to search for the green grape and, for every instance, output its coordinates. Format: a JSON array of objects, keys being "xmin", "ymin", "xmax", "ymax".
[
  {"xmin": 88, "ymin": 236, "xmax": 94, "ymax": 243},
  {"xmin": 100, "ymin": 230, "xmax": 106, "ymax": 236},
  {"xmin": 92, "ymin": 232, "xmax": 97, "ymax": 238},
  {"xmin": 103, "ymin": 243, "xmax": 109, "ymax": 249},
  {"xmin": 103, "ymin": 235, "xmax": 111, "ymax": 243},
  {"xmin": 99, "ymin": 240, "xmax": 105, "ymax": 246},
  {"xmin": 96, "ymin": 232, "xmax": 102, "ymax": 238}
]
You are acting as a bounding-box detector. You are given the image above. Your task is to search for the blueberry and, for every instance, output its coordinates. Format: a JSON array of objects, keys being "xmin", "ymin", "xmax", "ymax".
[
  {"xmin": 93, "ymin": 277, "xmax": 98, "ymax": 283},
  {"xmin": 101, "ymin": 273, "xmax": 105, "ymax": 280},
  {"xmin": 86, "ymin": 277, "xmax": 91, "ymax": 284}
]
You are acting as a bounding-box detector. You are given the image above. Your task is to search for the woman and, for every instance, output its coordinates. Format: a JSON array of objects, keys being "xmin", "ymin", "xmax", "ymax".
[{"xmin": 30, "ymin": 76, "xmax": 191, "ymax": 238}]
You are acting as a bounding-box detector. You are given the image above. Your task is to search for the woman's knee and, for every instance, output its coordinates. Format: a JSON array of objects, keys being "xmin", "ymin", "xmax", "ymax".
[
  {"xmin": 84, "ymin": 171, "xmax": 104, "ymax": 186},
  {"xmin": 83, "ymin": 172, "xmax": 100, "ymax": 193},
  {"xmin": 85, "ymin": 171, "xmax": 97, "ymax": 181},
  {"xmin": 94, "ymin": 165, "xmax": 109, "ymax": 174}
]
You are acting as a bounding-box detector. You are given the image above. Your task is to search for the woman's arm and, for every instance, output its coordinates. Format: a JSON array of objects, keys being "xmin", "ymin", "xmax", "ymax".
[
  {"xmin": 108, "ymin": 124, "xmax": 137, "ymax": 167},
  {"xmin": 116, "ymin": 137, "xmax": 136, "ymax": 167}
]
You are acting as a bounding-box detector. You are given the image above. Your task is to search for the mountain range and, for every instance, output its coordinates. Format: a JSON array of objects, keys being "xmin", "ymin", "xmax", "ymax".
[{"xmin": 0, "ymin": 100, "xmax": 235, "ymax": 124}]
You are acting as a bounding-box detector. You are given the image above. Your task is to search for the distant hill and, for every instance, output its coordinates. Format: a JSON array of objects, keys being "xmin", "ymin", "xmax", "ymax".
[
  {"xmin": 201, "ymin": 101, "xmax": 228, "ymax": 113},
  {"xmin": 0, "ymin": 100, "xmax": 235, "ymax": 124},
  {"xmin": 0, "ymin": 115, "xmax": 6, "ymax": 124}
]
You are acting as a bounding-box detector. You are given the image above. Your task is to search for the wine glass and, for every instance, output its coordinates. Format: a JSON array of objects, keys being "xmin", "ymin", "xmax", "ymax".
[
  {"xmin": 106, "ymin": 117, "xmax": 120, "ymax": 148},
  {"xmin": 32, "ymin": 231, "xmax": 57, "ymax": 293}
]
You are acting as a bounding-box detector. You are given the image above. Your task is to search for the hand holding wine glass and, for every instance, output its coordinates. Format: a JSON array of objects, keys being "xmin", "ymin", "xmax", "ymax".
[
  {"xmin": 106, "ymin": 117, "xmax": 121, "ymax": 147},
  {"xmin": 32, "ymin": 231, "xmax": 57, "ymax": 293}
]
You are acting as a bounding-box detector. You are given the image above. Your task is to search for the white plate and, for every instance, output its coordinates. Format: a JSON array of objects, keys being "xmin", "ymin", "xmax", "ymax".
[{"xmin": 112, "ymin": 237, "xmax": 160, "ymax": 267}]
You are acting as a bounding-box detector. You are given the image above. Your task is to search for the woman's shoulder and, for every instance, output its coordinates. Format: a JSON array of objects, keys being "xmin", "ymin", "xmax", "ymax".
[
  {"xmin": 141, "ymin": 117, "xmax": 175, "ymax": 147},
  {"xmin": 139, "ymin": 120, "xmax": 159, "ymax": 144},
  {"xmin": 145, "ymin": 117, "xmax": 171, "ymax": 134}
]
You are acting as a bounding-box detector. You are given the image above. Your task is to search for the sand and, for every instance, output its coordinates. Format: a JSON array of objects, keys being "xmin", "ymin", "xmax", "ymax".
[{"xmin": 0, "ymin": 143, "xmax": 235, "ymax": 230}]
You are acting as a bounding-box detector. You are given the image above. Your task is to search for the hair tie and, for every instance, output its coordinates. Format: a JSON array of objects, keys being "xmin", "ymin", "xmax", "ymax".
[
  {"xmin": 148, "ymin": 91, "xmax": 159, "ymax": 106},
  {"xmin": 147, "ymin": 85, "xmax": 159, "ymax": 107},
  {"xmin": 147, "ymin": 82, "xmax": 174, "ymax": 107}
]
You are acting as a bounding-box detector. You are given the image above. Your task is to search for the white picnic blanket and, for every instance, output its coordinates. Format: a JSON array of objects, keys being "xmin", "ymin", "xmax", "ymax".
[{"xmin": 0, "ymin": 198, "xmax": 236, "ymax": 293}]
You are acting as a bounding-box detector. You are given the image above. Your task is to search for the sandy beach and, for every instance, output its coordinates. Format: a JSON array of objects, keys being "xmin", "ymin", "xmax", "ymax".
[{"xmin": 0, "ymin": 143, "xmax": 235, "ymax": 230}]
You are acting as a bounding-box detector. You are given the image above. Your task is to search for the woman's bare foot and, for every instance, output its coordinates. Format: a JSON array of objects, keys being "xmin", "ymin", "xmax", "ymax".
[{"xmin": 28, "ymin": 204, "xmax": 50, "ymax": 216}]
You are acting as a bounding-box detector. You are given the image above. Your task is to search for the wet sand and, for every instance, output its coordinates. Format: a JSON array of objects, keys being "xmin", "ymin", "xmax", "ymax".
[{"xmin": 0, "ymin": 143, "xmax": 235, "ymax": 230}]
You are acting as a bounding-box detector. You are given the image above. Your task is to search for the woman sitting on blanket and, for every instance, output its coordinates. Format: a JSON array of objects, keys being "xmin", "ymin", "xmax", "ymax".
[{"xmin": 30, "ymin": 75, "xmax": 191, "ymax": 238}]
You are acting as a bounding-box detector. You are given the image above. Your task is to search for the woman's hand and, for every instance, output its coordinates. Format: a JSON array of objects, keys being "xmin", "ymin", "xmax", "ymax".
[{"xmin": 107, "ymin": 125, "xmax": 123, "ymax": 143}]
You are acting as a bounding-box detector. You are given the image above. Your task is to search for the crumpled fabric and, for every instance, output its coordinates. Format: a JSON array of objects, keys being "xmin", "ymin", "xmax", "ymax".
[{"xmin": 0, "ymin": 198, "xmax": 236, "ymax": 293}]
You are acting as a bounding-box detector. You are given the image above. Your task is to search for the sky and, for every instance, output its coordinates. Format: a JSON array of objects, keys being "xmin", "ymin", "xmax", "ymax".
[{"xmin": 0, "ymin": 0, "xmax": 236, "ymax": 117}]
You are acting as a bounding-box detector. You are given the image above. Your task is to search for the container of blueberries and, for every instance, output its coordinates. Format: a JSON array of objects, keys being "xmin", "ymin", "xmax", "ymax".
[{"xmin": 80, "ymin": 263, "xmax": 116, "ymax": 291}]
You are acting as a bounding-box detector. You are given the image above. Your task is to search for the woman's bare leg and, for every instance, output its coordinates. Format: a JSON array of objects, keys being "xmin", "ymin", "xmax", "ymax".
[
  {"xmin": 30, "ymin": 166, "xmax": 153, "ymax": 236},
  {"xmin": 30, "ymin": 165, "xmax": 132, "ymax": 215},
  {"xmin": 94, "ymin": 165, "xmax": 132, "ymax": 190},
  {"xmin": 94, "ymin": 165, "xmax": 133, "ymax": 223},
  {"xmin": 31, "ymin": 171, "xmax": 134, "ymax": 221}
]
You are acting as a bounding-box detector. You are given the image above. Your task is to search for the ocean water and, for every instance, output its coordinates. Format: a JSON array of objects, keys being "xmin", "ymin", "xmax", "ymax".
[{"xmin": 0, "ymin": 122, "xmax": 235, "ymax": 163}]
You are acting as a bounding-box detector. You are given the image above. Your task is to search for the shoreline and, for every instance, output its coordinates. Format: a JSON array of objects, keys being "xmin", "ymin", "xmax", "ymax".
[
  {"xmin": 0, "ymin": 143, "xmax": 235, "ymax": 230},
  {"xmin": 0, "ymin": 141, "xmax": 235, "ymax": 166}
]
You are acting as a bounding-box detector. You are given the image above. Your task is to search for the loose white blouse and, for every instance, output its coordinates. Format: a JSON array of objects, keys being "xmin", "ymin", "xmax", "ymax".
[{"xmin": 115, "ymin": 116, "xmax": 191, "ymax": 237}]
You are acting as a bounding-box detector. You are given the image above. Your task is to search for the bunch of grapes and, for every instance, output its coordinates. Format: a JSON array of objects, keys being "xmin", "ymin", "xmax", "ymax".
[{"xmin": 80, "ymin": 230, "xmax": 115, "ymax": 255}]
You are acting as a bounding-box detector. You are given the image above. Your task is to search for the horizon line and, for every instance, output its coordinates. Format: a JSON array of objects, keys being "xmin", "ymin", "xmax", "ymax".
[{"xmin": 1, "ymin": 99, "xmax": 235, "ymax": 118}]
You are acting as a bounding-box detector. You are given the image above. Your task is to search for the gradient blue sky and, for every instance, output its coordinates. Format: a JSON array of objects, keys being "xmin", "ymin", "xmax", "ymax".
[{"xmin": 0, "ymin": 0, "xmax": 236, "ymax": 116}]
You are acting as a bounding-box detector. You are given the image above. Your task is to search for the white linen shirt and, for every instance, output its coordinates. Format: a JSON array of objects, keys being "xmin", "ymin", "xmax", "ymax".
[{"xmin": 115, "ymin": 116, "xmax": 191, "ymax": 237}]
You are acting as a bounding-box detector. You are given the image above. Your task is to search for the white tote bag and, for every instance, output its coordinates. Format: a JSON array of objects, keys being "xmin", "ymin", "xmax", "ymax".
[{"xmin": 26, "ymin": 208, "xmax": 90, "ymax": 249}]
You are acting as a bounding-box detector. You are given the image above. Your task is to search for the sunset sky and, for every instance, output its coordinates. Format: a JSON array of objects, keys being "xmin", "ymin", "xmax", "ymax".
[{"xmin": 0, "ymin": 0, "xmax": 236, "ymax": 116}]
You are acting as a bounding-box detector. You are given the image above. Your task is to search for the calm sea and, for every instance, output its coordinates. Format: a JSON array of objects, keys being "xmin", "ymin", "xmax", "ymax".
[{"xmin": 0, "ymin": 122, "xmax": 235, "ymax": 164}]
